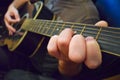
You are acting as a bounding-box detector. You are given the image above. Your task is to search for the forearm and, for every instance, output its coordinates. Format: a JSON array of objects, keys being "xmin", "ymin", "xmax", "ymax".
[{"xmin": 9, "ymin": 0, "xmax": 29, "ymax": 9}]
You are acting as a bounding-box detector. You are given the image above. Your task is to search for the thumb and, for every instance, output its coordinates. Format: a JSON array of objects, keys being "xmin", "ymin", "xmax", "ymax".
[
  {"xmin": 13, "ymin": 8, "xmax": 20, "ymax": 22},
  {"xmin": 14, "ymin": 11, "xmax": 20, "ymax": 22},
  {"xmin": 95, "ymin": 20, "xmax": 108, "ymax": 27}
]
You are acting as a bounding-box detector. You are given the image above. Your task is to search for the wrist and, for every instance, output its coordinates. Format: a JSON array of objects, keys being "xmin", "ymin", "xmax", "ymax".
[
  {"xmin": 58, "ymin": 60, "xmax": 82, "ymax": 76},
  {"xmin": 10, "ymin": 0, "xmax": 29, "ymax": 9}
]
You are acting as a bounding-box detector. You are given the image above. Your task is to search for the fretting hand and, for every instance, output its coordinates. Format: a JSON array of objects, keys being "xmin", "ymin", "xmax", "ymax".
[{"xmin": 47, "ymin": 21, "xmax": 108, "ymax": 76}]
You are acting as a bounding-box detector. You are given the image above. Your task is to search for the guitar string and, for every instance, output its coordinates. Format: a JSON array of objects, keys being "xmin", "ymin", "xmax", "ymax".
[
  {"xmin": 22, "ymin": 19, "xmax": 120, "ymax": 55},
  {"xmin": 32, "ymin": 19, "xmax": 120, "ymax": 35},
  {"xmin": 23, "ymin": 19, "xmax": 120, "ymax": 45},
  {"xmin": 46, "ymin": 22, "xmax": 120, "ymax": 46},
  {"xmin": 36, "ymin": 20, "xmax": 120, "ymax": 38},
  {"xmin": 24, "ymin": 19, "xmax": 120, "ymax": 36},
  {"xmin": 30, "ymin": 19, "xmax": 120, "ymax": 35},
  {"xmin": 23, "ymin": 19, "xmax": 119, "ymax": 44},
  {"xmin": 19, "ymin": 19, "xmax": 120, "ymax": 57}
]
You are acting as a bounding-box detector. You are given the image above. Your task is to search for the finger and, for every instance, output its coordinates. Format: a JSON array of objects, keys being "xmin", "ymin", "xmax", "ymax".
[
  {"xmin": 69, "ymin": 34, "xmax": 86, "ymax": 63},
  {"xmin": 9, "ymin": 30, "xmax": 14, "ymax": 35},
  {"xmin": 85, "ymin": 36, "xmax": 102, "ymax": 69},
  {"xmin": 47, "ymin": 35, "xmax": 61, "ymax": 59},
  {"xmin": 5, "ymin": 14, "xmax": 19, "ymax": 23},
  {"xmin": 58, "ymin": 28, "xmax": 74, "ymax": 57},
  {"xmin": 95, "ymin": 20, "xmax": 108, "ymax": 27},
  {"xmin": 4, "ymin": 20, "xmax": 16, "ymax": 35},
  {"xmin": 14, "ymin": 10, "xmax": 20, "ymax": 22}
]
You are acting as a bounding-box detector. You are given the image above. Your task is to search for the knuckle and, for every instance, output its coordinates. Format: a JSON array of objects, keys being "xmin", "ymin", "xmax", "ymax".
[{"xmin": 58, "ymin": 38, "xmax": 69, "ymax": 47}]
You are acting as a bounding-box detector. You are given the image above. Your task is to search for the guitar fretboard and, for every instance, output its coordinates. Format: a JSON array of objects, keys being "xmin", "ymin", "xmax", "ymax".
[{"xmin": 21, "ymin": 19, "xmax": 120, "ymax": 57}]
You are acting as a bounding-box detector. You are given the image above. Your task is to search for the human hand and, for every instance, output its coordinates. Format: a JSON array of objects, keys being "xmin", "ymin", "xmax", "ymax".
[
  {"xmin": 47, "ymin": 21, "xmax": 108, "ymax": 76},
  {"xmin": 4, "ymin": 4, "xmax": 20, "ymax": 35}
]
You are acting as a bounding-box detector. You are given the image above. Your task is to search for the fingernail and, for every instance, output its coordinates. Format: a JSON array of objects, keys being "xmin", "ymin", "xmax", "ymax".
[
  {"xmin": 17, "ymin": 18, "xmax": 20, "ymax": 21},
  {"xmin": 85, "ymin": 36, "xmax": 94, "ymax": 41}
]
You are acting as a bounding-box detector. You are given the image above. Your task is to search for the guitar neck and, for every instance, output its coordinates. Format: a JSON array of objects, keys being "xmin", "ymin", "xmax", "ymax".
[{"xmin": 22, "ymin": 19, "xmax": 120, "ymax": 57}]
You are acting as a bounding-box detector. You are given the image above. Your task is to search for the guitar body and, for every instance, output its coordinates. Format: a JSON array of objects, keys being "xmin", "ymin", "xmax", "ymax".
[
  {"xmin": 4, "ymin": 1, "xmax": 54, "ymax": 57},
  {"xmin": 1, "ymin": 1, "xmax": 120, "ymax": 57}
]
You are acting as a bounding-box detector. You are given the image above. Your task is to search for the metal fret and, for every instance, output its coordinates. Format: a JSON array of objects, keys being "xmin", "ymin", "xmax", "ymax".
[
  {"xmin": 37, "ymin": 20, "xmax": 44, "ymax": 34},
  {"xmin": 96, "ymin": 27, "xmax": 102, "ymax": 40},
  {"xmin": 40, "ymin": 21, "xmax": 49, "ymax": 35},
  {"xmin": 80, "ymin": 25, "xmax": 86, "ymax": 35},
  {"xmin": 57, "ymin": 22, "xmax": 65, "ymax": 34},
  {"xmin": 47, "ymin": 22, "xmax": 57, "ymax": 36},
  {"xmin": 45, "ymin": 20, "xmax": 54, "ymax": 36},
  {"xmin": 50, "ymin": 22, "xmax": 58, "ymax": 36}
]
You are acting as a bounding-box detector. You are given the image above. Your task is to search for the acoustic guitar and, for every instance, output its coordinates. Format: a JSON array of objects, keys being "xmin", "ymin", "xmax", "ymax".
[{"xmin": 0, "ymin": 1, "xmax": 120, "ymax": 58}]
